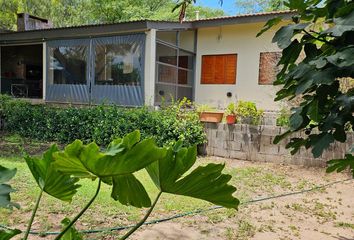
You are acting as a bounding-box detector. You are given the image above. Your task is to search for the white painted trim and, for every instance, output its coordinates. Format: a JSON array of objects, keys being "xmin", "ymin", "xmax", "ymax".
[
  {"xmin": 42, "ymin": 42, "xmax": 46, "ymax": 100},
  {"xmin": 144, "ymin": 29, "xmax": 156, "ymax": 106}
]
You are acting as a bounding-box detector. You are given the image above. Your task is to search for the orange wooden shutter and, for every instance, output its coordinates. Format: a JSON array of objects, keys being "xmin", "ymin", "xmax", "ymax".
[{"xmin": 201, "ymin": 54, "xmax": 237, "ymax": 84}]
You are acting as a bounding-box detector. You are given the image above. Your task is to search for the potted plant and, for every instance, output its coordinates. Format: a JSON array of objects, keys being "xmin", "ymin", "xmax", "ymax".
[
  {"xmin": 197, "ymin": 104, "xmax": 224, "ymax": 123},
  {"xmin": 236, "ymin": 101, "xmax": 264, "ymax": 125},
  {"xmin": 225, "ymin": 102, "xmax": 237, "ymax": 124}
]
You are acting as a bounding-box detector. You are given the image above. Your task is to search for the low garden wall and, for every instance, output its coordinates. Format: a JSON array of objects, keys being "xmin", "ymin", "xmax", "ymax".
[{"xmin": 204, "ymin": 123, "xmax": 353, "ymax": 167}]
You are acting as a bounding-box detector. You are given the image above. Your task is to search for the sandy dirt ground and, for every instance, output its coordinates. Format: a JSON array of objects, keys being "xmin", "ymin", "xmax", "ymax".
[{"xmin": 131, "ymin": 158, "xmax": 354, "ymax": 240}]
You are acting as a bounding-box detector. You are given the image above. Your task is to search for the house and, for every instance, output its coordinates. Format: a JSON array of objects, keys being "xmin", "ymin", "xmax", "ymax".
[{"xmin": 0, "ymin": 11, "xmax": 293, "ymax": 111}]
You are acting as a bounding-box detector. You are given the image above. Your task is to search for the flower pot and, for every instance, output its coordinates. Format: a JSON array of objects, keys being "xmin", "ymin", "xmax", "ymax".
[
  {"xmin": 199, "ymin": 112, "xmax": 224, "ymax": 123},
  {"xmin": 226, "ymin": 115, "xmax": 237, "ymax": 124}
]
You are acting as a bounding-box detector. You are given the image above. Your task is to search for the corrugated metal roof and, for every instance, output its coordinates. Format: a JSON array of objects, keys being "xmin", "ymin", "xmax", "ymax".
[
  {"xmin": 189, "ymin": 10, "xmax": 295, "ymax": 22},
  {"xmin": 0, "ymin": 10, "xmax": 295, "ymax": 44}
]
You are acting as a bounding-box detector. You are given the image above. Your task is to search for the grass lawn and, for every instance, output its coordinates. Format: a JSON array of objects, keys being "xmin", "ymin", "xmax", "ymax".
[{"xmin": 0, "ymin": 135, "xmax": 353, "ymax": 239}]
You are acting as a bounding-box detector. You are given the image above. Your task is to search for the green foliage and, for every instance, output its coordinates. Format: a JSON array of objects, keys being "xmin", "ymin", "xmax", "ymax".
[
  {"xmin": 234, "ymin": 0, "xmax": 288, "ymax": 14},
  {"xmin": 276, "ymin": 107, "xmax": 290, "ymax": 127},
  {"xmin": 60, "ymin": 218, "xmax": 83, "ymax": 240},
  {"xmin": 16, "ymin": 130, "xmax": 239, "ymax": 239},
  {"xmin": 0, "ymin": 229, "xmax": 21, "ymax": 240},
  {"xmin": 258, "ymin": 0, "xmax": 354, "ymax": 175},
  {"xmin": 25, "ymin": 145, "xmax": 81, "ymax": 202},
  {"xmin": 0, "ymin": 165, "xmax": 21, "ymax": 240},
  {"xmin": 146, "ymin": 142, "xmax": 240, "ymax": 208},
  {"xmin": 327, "ymin": 154, "xmax": 354, "ymax": 177},
  {"xmin": 235, "ymin": 101, "xmax": 264, "ymax": 125},
  {"xmin": 225, "ymin": 102, "xmax": 237, "ymax": 116},
  {"xmin": 0, "ymin": 165, "xmax": 19, "ymax": 209},
  {"xmin": 196, "ymin": 103, "xmax": 217, "ymax": 113},
  {"xmin": 0, "ymin": 0, "xmax": 224, "ymax": 30},
  {"xmin": 53, "ymin": 131, "xmax": 166, "ymax": 208},
  {"xmin": 0, "ymin": 96, "xmax": 206, "ymax": 148}
]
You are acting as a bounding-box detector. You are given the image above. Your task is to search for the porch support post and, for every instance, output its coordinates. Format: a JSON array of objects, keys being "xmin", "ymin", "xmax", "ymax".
[
  {"xmin": 42, "ymin": 42, "xmax": 46, "ymax": 101},
  {"xmin": 144, "ymin": 29, "xmax": 156, "ymax": 107}
]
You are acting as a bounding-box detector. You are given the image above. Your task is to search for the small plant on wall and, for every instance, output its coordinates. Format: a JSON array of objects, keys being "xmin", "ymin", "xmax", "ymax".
[
  {"xmin": 225, "ymin": 102, "xmax": 237, "ymax": 124},
  {"xmin": 236, "ymin": 101, "xmax": 264, "ymax": 125}
]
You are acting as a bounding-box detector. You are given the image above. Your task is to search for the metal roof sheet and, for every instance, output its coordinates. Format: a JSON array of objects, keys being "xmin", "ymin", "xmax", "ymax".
[{"xmin": 0, "ymin": 10, "xmax": 295, "ymax": 44}]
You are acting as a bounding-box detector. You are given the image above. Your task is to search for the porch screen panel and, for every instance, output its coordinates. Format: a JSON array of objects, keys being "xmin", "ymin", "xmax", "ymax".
[
  {"xmin": 46, "ymin": 39, "xmax": 90, "ymax": 103},
  {"xmin": 91, "ymin": 34, "xmax": 145, "ymax": 106}
]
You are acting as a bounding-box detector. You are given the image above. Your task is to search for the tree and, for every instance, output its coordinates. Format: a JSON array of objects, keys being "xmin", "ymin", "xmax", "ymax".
[
  {"xmin": 177, "ymin": 0, "xmax": 354, "ymax": 176},
  {"xmin": 234, "ymin": 0, "xmax": 287, "ymax": 14},
  {"xmin": 0, "ymin": 0, "xmax": 224, "ymax": 30},
  {"xmin": 258, "ymin": 0, "xmax": 354, "ymax": 176}
]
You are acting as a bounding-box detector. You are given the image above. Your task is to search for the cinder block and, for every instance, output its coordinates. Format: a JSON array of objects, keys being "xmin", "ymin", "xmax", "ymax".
[
  {"xmin": 229, "ymin": 150, "xmax": 248, "ymax": 160},
  {"xmin": 230, "ymin": 140, "xmax": 242, "ymax": 151},
  {"xmin": 214, "ymin": 147, "xmax": 229, "ymax": 158}
]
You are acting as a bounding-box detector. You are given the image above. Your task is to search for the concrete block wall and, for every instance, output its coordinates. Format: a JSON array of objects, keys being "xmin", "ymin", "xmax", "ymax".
[{"xmin": 204, "ymin": 123, "xmax": 352, "ymax": 167}]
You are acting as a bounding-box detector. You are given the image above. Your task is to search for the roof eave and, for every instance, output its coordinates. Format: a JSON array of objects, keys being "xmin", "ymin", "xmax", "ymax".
[{"xmin": 192, "ymin": 12, "xmax": 295, "ymax": 28}]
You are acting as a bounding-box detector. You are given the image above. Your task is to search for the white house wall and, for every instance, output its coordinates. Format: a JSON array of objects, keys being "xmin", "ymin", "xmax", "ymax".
[{"xmin": 195, "ymin": 22, "xmax": 283, "ymax": 111}]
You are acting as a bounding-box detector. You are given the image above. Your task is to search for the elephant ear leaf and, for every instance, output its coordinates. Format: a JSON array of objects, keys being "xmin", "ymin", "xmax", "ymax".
[
  {"xmin": 111, "ymin": 173, "xmax": 151, "ymax": 208},
  {"xmin": 0, "ymin": 165, "xmax": 19, "ymax": 209},
  {"xmin": 54, "ymin": 130, "xmax": 166, "ymax": 178},
  {"xmin": 0, "ymin": 229, "xmax": 21, "ymax": 240},
  {"xmin": 25, "ymin": 145, "xmax": 81, "ymax": 202},
  {"xmin": 146, "ymin": 145, "xmax": 240, "ymax": 209},
  {"xmin": 60, "ymin": 218, "xmax": 83, "ymax": 240}
]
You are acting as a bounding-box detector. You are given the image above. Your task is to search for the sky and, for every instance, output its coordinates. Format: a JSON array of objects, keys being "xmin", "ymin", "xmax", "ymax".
[{"xmin": 196, "ymin": 0, "xmax": 238, "ymax": 15}]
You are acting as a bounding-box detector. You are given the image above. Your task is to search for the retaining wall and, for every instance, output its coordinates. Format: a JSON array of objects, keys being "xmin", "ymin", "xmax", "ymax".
[{"xmin": 204, "ymin": 123, "xmax": 353, "ymax": 167}]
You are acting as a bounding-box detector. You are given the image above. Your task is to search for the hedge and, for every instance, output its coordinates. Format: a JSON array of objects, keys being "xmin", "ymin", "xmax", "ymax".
[{"xmin": 0, "ymin": 95, "xmax": 206, "ymax": 147}]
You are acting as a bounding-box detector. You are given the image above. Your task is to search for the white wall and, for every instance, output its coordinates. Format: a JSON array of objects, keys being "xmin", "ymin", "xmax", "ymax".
[{"xmin": 195, "ymin": 22, "xmax": 283, "ymax": 111}]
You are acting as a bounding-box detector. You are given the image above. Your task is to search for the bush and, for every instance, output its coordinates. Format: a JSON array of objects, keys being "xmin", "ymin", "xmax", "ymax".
[
  {"xmin": 0, "ymin": 95, "xmax": 206, "ymax": 147},
  {"xmin": 235, "ymin": 101, "xmax": 264, "ymax": 125},
  {"xmin": 276, "ymin": 107, "xmax": 290, "ymax": 127}
]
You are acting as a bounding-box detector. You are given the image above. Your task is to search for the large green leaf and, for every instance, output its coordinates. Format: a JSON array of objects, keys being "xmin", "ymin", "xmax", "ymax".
[
  {"xmin": 327, "ymin": 154, "xmax": 354, "ymax": 177},
  {"xmin": 25, "ymin": 145, "xmax": 81, "ymax": 202},
  {"xmin": 311, "ymin": 133, "xmax": 335, "ymax": 158},
  {"xmin": 53, "ymin": 131, "xmax": 166, "ymax": 178},
  {"xmin": 60, "ymin": 218, "xmax": 83, "ymax": 240},
  {"xmin": 146, "ymin": 144, "xmax": 239, "ymax": 209},
  {"xmin": 272, "ymin": 23, "xmax": 309, "ymax": 49},
  {"xmin": 111, "ymin": 174, "xmax": 151, "ymax": 208},
  {"xmin": 257, "ymin": 17, "xmax": 282, "ymax": 37},
  {"xmin": 324, "ymin": 10, "xmax": 354, "ymax": 37},
  {"xmin": 0, "ymin": 229, "xmax": 21, "ymax": 240},
  {"xmin": 0, "ymin": 165, "xmax": 19, "ymax": 209}
]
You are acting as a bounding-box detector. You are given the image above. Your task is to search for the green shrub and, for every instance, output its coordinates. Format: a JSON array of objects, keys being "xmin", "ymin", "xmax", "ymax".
[
  {"xmin": 276, "ymin": 107, "xmax": 290, "ymax": 127},
  {"xmin": 235, "ymin": 101, "xmax": 264, "ymax": 125},
  {"xmin": 0, "ymin": 95, "xmax": 206, "ymax": 147}
]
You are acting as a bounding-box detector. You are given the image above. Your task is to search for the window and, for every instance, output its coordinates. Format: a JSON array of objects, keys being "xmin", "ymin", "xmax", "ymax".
[
  {"xmin": 155, "ymin": 30, "xmax": 195, "ymax": 104},
  {"xmin": 49, "ymin": 46, "xmax": 87, "ymax": 85},
  {"xmin": 201, "ymin": 54, "xmax": 237, "ymax": 84},
  {"xmin": 95, "ymin": 43, "xmax": 141, "ymax": 85},
  {"xmin": 258, "ymin": 52, "xmax": 282, "ymax": 85}
]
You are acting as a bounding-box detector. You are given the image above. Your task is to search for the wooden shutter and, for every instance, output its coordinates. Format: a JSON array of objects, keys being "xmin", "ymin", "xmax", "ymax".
[{"xmin": 201, "ymin": 54, "xmax": 237, "ymax": 84}]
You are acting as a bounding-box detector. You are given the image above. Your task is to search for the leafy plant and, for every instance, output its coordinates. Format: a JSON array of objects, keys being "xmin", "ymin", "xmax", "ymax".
[
  {"xmin": 276, "ymin": 107, "xmax": 291, "ymax": 127},
  {"xmin": 235, "ymin": 101, "xmax": 264, "ymax": 125},
  {"xmin": 0, "ymin": 95, "xmax": 206, "ymax": 148},
  {"xmin": 195, "ymin": 103, "xmax": 217, "ymax": 113},
  {"xmin": 258, "ymin": 0, "xmax": 354, "ymax": 175},
  {"xmin": 10, "ymin": 130, "xmax": 238, "ymax": 239},
  {"xmin": 225, "ymin": 102, "xmax": 237, "ymax": 116},
  {"xmin": 0, "ymin": 165, "xmax": 21, "ymax": 239}
]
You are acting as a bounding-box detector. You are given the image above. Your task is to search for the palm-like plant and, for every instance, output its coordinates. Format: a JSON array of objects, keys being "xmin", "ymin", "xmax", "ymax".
[{"xmin": 3, "ymin": 130, "xmax": 239, "ymax": 240}]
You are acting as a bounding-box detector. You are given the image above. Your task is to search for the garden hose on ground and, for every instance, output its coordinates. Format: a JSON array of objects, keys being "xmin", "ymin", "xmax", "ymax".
[{"xmin": 0, "ymin": 178, "xmax": 352, "ymax": 236}]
